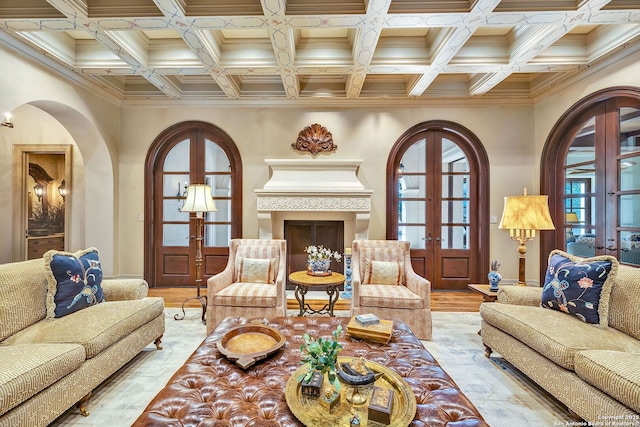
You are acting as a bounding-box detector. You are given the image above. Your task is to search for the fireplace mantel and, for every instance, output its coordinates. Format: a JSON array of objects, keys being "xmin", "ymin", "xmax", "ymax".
[{"xmin": 255, "ymin": 159, "xmax": 372, "ymax": 240}]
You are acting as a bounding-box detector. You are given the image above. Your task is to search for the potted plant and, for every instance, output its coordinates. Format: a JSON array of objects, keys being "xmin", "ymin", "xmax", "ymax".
[{"xmin": 298, "ymin": 325, "xmax": 343, "ymax": 394}]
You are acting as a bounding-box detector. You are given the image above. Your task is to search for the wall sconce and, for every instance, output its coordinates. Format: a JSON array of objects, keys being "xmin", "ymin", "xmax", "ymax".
[
  {"xmin": 1, "ymin": 113, "xmax": 13, "ymax": 128},
  {"xmin": 58, "ymin": 180, "xmax": 66, "ymax": 200},
  {"xmin": 33, "ymin": 183, "xmax": 43, "ymax": 202}
]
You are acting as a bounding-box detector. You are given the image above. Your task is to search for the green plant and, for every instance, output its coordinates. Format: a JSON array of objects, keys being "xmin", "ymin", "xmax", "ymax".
[{"xmin": 298, "ymin": 325, "xmax": 343, "ymax": 391}]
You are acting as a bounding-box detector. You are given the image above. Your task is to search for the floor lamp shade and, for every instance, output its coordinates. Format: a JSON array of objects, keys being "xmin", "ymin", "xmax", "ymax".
[
  {"xmin": 181, "ymin": 184, "xmax": 218, "ymax": 214},
  {"xmin": 499, "ymin": 191, "xmax": 555, "ymax": 285}
]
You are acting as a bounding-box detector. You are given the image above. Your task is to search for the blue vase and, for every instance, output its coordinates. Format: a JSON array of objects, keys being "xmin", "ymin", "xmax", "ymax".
[
  {"xmin": 488, "ymin": 271, "xmax": 502, "ymax": 292},
  {"xmin": 309, "ymin": 259, "xmax": 331, "ymax": 274}
]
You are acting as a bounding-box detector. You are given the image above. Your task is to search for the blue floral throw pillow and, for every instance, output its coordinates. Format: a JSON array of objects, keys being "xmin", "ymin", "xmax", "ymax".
[
  {"xmin": 541, "ymin": 250, "xmax": 618, "ymax": 327},
  {"xmin": 44, "ymin": 248, "xmax": 105, "ymax": 319}
]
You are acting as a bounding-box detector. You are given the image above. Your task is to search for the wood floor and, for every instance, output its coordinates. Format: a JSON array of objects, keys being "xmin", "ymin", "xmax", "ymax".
[{"xmin": 148, "ymin": 287, "xmax": 484, "ymax": 312}]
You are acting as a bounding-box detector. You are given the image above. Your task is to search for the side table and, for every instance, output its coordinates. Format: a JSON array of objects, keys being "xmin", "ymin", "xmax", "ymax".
[
  {"xmin": 467, "ymin": 284, "xmax": 498, "ymax": 302},
  {"xmin": 289, "ymin": 270, "xmax": 345, "ymax": 316}
]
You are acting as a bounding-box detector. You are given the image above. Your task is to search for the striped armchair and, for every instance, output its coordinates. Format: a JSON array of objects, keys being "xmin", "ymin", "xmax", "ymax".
[
  {"xmin": 206, "ymin": 239, "xmax": 287, "ymax": 335},
  {"xmin": 351, "ymin": 240, "xmax": 432, "ymax": 340}
]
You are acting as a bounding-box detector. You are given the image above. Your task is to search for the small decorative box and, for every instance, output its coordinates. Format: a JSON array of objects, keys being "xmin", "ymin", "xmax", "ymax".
[
  {"xmin": 301, "ymin": 371, "xmax": 323, "ymax": 397},
  {"xmin": 368, "ymin": 386, "xmax": 394, "ymax": 425},
  {"xmin": 355, "ymin": 313, "xmax": 380, "ymax": 326},
  {"xmin": 319, "ymin": 388, "xmax": 340, "ymax": 412}
]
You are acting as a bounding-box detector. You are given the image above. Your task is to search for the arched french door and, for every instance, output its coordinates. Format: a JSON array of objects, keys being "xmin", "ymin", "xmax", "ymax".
[
  {"xmin": 387, "ymin": 120, "xmax": 490, "ymax": 290},
  {"xmin": 144, "ymin": 121, "xmax": 242, "ymax": 287},
  {"xmin": 541, "ymin": 87, "xmax": 640, "ymax": 277}
]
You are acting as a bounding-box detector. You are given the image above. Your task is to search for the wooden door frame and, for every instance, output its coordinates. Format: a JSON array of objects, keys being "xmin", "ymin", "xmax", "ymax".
[
  {"xmin": 386, "ymin": 120, "xmax": 490, "ymax": 288},
  {"xmin": 144, "ymin": 121, "xmax": 242, "ymax": 287},
  {"xmin": 540, "ymin": 86, "xmax": 640, "ymax": 280},
  {"xmin": 12, "ymin": 144, "xmax": 72, "ymax": 261}
]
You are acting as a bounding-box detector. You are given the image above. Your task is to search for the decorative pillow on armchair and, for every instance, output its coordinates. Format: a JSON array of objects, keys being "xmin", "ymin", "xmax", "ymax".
[
  {"xmin": 44, "ymin": 247, "xmax": 105, "ymax": 319},
  {"xmin": 541, "ymin": 249, "xmax": 618, "ymax": 327},
  {"xmin": 236, "ymin": 257, "xmax": 276, "ymax": 284},
  {"xmin": 363, "ymin": 259, "xmax": 404, "ymax": 285}
]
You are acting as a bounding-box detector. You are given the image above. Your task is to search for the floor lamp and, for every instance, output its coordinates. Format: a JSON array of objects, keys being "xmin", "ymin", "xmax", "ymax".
[
  {"xmin": 174, "ymin": 184, "xmax": 217, "ymax": 324},
  {"xmin": 498, "ymin": 188, "xmax": 554, "ymax": 285}
]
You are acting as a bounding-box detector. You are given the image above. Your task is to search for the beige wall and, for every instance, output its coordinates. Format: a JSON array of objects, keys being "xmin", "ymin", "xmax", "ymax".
[
  {"xmin": 2, "ymin": 42, "xmax": 640, "ymax": 284},
  {"xmin": 0, "ymin": 44, "xmax": 120, "ymax": 274},
  {"xmin": 119, "ymin": 104, "xmax": 536, "ymax": 280}
]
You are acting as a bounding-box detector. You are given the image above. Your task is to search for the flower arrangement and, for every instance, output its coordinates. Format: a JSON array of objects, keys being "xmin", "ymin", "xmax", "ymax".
[
  {"xmin": 304, "ymin": 245, "xmax": 342, "ymax": 262},
  {"xmin": 490, "ymin": 259, "xmax": 501, "ymax": 271}
]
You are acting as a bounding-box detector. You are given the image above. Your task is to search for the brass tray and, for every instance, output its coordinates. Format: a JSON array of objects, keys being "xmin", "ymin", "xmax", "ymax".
[
  {"xmin": 216, "ymin": 324, "xmax": 286, "ymax": 369},
  {"xmin": 285, "ymin": 357, "xmax": 416, "ymax": 427}
]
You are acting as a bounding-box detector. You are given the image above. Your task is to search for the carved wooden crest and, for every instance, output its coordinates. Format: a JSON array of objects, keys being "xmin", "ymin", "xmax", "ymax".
[{"xmin": 292, "ymin": 123, "xmax": 337, "ymax": 156}]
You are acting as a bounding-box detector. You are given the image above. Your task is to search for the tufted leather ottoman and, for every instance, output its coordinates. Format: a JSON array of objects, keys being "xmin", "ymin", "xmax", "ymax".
[{"xmin": 133, "ymin": 317, "xmax": 487, "ymax": 427}]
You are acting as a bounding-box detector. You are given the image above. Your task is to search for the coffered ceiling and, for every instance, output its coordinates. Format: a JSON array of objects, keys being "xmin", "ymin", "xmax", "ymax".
[{"xmin": 1, "ymin": 0, "xmax": 639, "ymax": 104}]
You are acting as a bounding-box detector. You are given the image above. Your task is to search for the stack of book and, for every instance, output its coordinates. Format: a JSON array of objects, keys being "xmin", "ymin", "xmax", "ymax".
[{"xmin": 346, "ymin": 315, "xmax": 393, "ymax": 344}]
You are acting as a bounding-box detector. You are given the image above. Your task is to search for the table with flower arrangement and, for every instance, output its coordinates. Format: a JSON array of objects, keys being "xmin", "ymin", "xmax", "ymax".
[{"xmin": 289, "ymin": 270, "xmax": 345, "ymax": 316}]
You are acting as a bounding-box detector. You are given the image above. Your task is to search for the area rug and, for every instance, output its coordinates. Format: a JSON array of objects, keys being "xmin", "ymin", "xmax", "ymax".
[{"xmin": 49, "ymin": 310, "xmax": 573, "ymax": 426}]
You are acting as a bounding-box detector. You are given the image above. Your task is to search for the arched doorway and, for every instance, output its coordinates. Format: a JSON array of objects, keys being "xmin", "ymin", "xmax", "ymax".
[
  {"xmin": 144, "ymin": 121, "xmax": 242, "ymax": 287},
  {"xmin": 386, "ymin": 120, "xmax": 490, "ymax": 290},
  {"xmin": 541, "ymin": 86, "xmax": 640, "ymax": 277}
]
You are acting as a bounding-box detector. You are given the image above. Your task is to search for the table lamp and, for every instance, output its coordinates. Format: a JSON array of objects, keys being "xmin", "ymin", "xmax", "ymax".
[
  {"xmin": 175, "ymin": 184, "xmax": 217, "ymax": 324},
  {"xmin": 499, "ymin": 188, "xmax": 555, "ymax": 285}
]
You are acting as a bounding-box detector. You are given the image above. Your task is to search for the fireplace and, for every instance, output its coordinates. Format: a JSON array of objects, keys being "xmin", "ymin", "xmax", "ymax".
[{"xmin": 255, "ymin": 159, "xmax": 373, "ymax": 246}]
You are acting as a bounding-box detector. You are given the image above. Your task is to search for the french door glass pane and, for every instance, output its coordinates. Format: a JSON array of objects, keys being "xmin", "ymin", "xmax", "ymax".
[
  {"xmin": 205, "ymin": 199, "xmax": 231, "ymax": 222},
  {"xmin": 398, "ymin": 175, "xmax": 426, "ymax": 198},
  {"xmin": 619, "ymin": 107, "xmax": 640, "ymax": 154},
  {"xmin": 398, "ymin": 225, "xmax": 425, "ymax": 249},
  {"xmin": 400, "ymin": 139, "xmax": 426, "ymax": 173},
  {"xmin": 441, "ymin": 201, "xmax": 469, "ymax": 223},
  {"xmin": 620, "ymin": 155, "xmax": 640, "ymax": 192},
  {"xmin": 163, "ymin": 224, "xmax": 189, "ymax": 246},
  {"xmin": 163, "ymin": 174, "xmax": 190, "ymax": 197},
  {"xmin": 441, "ymin": 226, "xmax": 468, "ymax": 249},
  {"xmin": 442, "ymin": 175, "xmax": 468, "ymax": 198},
  {"xmin": 206, "ymin": 174, "xmax": 232, "ymax": 196},
  {"xmin": 163, "ymin": 200, "xmax": 189, "ymax": 222},
  {"xmin": 398, "ymin": 200, "xmax": 425, "ymax": 223},
  {"xmin": 205, "ymin": 139, "xmax": 230, "ymax": 172},
  {"xmin": 164, "ymin": 139, "xmax": 190, "ymax": 172},
  {"xmin": 619, "ymin": 195, "xmax": 640, "ymax": 228},
  {"xmin": 619, "ymin": 230, "xmax": 640, "ymax": 266},
  {"xmin": 442, "ymin": 138, "xmax": 469, "ymax": 172},
  {"xmin": 204, "ymin": 224, "xmax": 231, "ymax": 247}
]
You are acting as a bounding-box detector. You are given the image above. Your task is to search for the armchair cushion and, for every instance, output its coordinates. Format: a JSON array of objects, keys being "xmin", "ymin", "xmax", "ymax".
[
  {"xmin": 44, "ymin": 247, "xmax": 105, "ymax": 319},
  {"xmin": 359, "ymin": 285, "xmax": 424, "ymax": 309},
  {"xmin": 213, "ymin": 282, "xmax": 278, "ymax": 308},
  {"xmin": 236, "ymin": 257, "xmax": 276, "ymax": 284},
  {"xmin": 541, "ymin": 250, "xmax": 618, "ymax": 327},
  {"xmin": 363, "ymin": 260, "xmax": 404, "ymax": 285}
]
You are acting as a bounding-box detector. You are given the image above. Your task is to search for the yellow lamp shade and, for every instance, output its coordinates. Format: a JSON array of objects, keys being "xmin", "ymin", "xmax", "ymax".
[{"xmin": 498, "ymin": 194, "xmax": 554, "ymax": 231}]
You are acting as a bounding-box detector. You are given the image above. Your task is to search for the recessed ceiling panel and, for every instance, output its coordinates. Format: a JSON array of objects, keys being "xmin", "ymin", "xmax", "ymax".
[
  {"xmin": 87, "ymin": 0, "xmax": 163, "ymax": 17},
  {"xmin": 184, "ymin": 0, "xmax": 263, "ymax": 16}
]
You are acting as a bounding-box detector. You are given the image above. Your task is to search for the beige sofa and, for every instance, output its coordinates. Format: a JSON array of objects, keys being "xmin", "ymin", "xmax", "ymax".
[
  {"xmin": 480, "ymin": 262, "xmax": 640, "ymax": 421},
  {"xmin": 0, "ymin": 258, "xmax": 165, "ymax": 427}
]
